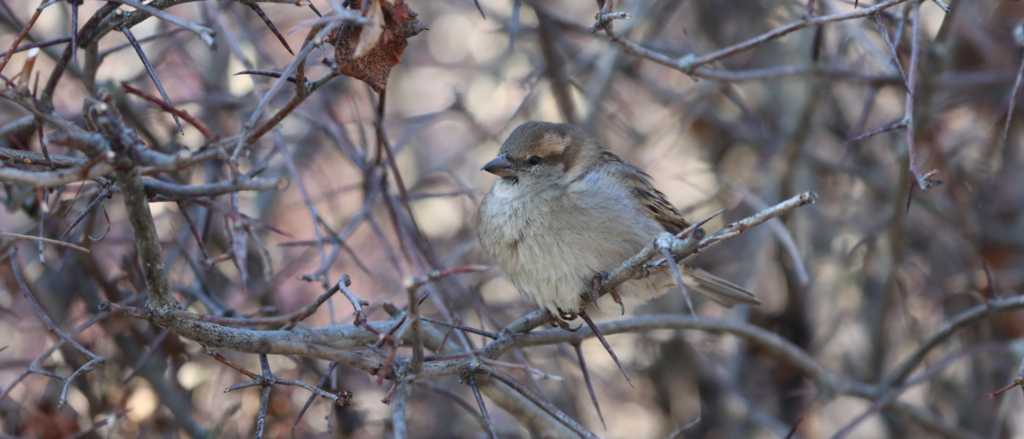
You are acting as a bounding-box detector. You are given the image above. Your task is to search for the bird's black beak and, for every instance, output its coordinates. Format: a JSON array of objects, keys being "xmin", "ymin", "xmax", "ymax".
[{"xmin": 482, "ymin": 153, "xmax": 515, "ymax": 178}]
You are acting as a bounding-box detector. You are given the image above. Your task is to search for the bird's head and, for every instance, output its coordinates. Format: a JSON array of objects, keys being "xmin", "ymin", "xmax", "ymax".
[{"xmin": 482, "ymin": 122, "xmax": 602, "ymax": 188}]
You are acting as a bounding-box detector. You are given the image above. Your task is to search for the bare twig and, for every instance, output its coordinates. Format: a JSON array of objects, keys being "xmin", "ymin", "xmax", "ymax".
[
  {"xmin": 478, "ymin": 365, "xmax": 599, "ymax": 439},
  {"xmin": 510, "ymin": 315, "xmax": 843, "ymax": 390},
  {"xmin": 729, "ymin": 186, "xmax": 810, "ymax": 285},
  {"xmin": 688, "ymin": 0, "xmax": 910, "ymax": 70},
  {"xmin": 107, "ymin": 0, "xmax": 215, "ymax": 46},
  {"xmin": 213, "ymin": 353, "xmax": 259, "ymax": 379},
  {"xmin": 0, "ymin": 1, "xmax": 1013, "ymax": 437},
  {"xmin": 847, "ymin": 118, "xmax": 908, "ymax": 144},
  {"xmin": 333, "ymin": 274, "xmax": 370, "ymax": 326},
  {"xmin": 405, "ymin": 265, "xmax": 489, "ymax": 291},
  {"xmin": 662, "ymin": 415, "xmax": 701, "ymax": 439},
  {"xmin": 120, "ymin": 81, "xmax": 219, "ymax": 140},
  {"xmin": 468, "ymin": 375, "xmax": 499, "ymax": 439},
  {"xmin": 392, "ymin": 380, "xmax": 413, "ymax": 439},
  {"xmin": 929, "ymin": 0, "xmax": 951, "ymax": 14},
  {"xmin": 249, "ymin": 3, "xmax": 293, "ymax": 55},
  {"xmin": 663, "ymin": 245, "xmax": 696, "ymax": 315},
  {"xmin": 98, "ymin": 28, "xmax": 190, "ymax": 60},
  {"xmin": 105, "ymin": 279, "xmax": 340, "ymax": 329},
  {"xmin": 873, "ymin": 13, "xmax": 909, "ymax": 90},
  {"xmin": 0, "ymin": 231, "xmax": 90, "ymax": 253},
  {"xmin": 90, "ymin": 97, "xmax": 179, "ymax": 312},
  {"xmin": 904, "ymin": 4, "xmax": 936, "ymax": 192},
  {"xmin": 254, "ymin": 355, "xmax": 272, "ymax": 439},
  {"xmin": 0, "ymin": 115, "xmax": 35, "ymax": 140},
  {"xmin": 0, "ymin": 295, "xmax": 141, "ymax": 405},
  {"xmin": 421, "ymin": 317, "xmax": 498, "ymax": 339},
  {"xmin": 233, "ymin": 22, "xmax": 338, "ymax": 161},
  {"xmin": 69, "ymin": 0, "xmax": 80, "ymax": 68},
  {"xmin": 594, "ymin": 0, "xmax": 911, "ymax": 76},
  {"xmin": 572, "ymin": 342, "xmax": 605, "ymax": 429},
  {"xmin": 0, "ymin": 36, "xmax": 70, "ymax": 58},
  {"xmin": 122, "ymin": 329, "xmax": 171, "ymax": 383},
  {"xmin": 144, "ymin": 176, "xmax": 283, "ymax": 201},
  {"xmin": 234, "ymin": 69, "xmax": 298, "ymax": 83},
  {"xmin": 42, "ymin": 2, "xmax": 118, "ymax": 100},
  {"xmin": 832, "ymin": 343, "xmax": 1007, "ymax": 439},
  {"xmin": 419, "ymin": 381, "xmax": 493, "ymax": 432},
  {"xmin": 988, "ymin": 356, "xmax": 1024, "ymax": 398},
  {"xmin": 885, "ymin": 294, "xmax": 1024, "ymax": 387},
  {"xmin": 0, "ymin": 0, "xmax": 48, "ymax": 78},
  {"xmin": 600, "ymin": 192, "xmax": 817, "ymax": 297},
  {"xmin": 579, "ymin": 310, "xmax": 633, "ymax": 387},
  {"xmin": 291, "ymin": 362, "xmax": 338, "ymax": 431},
  {"xmin": 115, "ymin": 9, "xmax": 182, "ymax": 134},
  {"xmin": 272, "ymin": 129, "xmax": 325, "ymax": 271},
  {"xmin": 9, "ymin": 252, "xmax": 105, "ymax": 408},
  {"xmin": 406, "ymin": 277, "xmax": 424, "ymax": 375},
  {"xmin": 58, "ymin": 357, "xmax": 104, "ymax": 408},
  {"xmin": 482, "ymin": 359, "xmax": 563, "ymax": 381},
  {"xmin": 64, "ymin": 411, "xmax": 126, "ymax": 439},
  {"xmin": 1002, "ymin": 39, "xmax": 1024, "ymax": 151},
  {"xmin": 10, "ymin": 252, "xmax": 102, "ymax": 362}
]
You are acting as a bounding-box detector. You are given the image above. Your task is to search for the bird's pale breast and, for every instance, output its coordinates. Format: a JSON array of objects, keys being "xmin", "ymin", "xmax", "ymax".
[{"xmin": 478, "ymin": 169, "xmax": 674, "ymax": 317}]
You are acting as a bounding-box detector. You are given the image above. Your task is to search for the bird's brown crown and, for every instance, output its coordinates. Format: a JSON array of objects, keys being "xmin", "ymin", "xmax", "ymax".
[{"xmin": 499, "ymin": 122, "xmax": 602, "ymax": 174}]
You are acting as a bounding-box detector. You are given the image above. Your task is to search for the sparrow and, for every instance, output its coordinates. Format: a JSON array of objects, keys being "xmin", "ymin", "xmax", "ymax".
[{"xmin": 477, "ymin": 122, "xmax": 759, "ymax": 320}]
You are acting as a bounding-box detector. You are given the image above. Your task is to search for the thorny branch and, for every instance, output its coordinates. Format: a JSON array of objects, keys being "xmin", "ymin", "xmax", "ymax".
[
  {"xmin": 94, "ymin": 180, "xmax": 986, "ymax": 436},
  {"xmin": 0, "ymin": 0, "xmax": 1017, "ymax": 437},
  {"xmin": 599, "ymin": 192, "xmax": 817, "ymax": 298},
  {"xmin": 94, "ymin": 192, "xmax": 875, "ymax": 436},
  {"xmin": 590, "ymin": 0, "xmax": 915, "ymax": 79}
]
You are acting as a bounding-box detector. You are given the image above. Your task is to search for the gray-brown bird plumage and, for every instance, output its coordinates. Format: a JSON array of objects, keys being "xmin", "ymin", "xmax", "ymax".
[{"xmin": 477, "ymin": 122, "xmax": 759, "ymax": 318}]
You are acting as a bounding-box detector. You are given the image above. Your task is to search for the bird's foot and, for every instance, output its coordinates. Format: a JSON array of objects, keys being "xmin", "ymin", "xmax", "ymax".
[
  {"xmin": 609, "ymin": 288, "xmax": 625, "ymax": 316},
  {"xmin": 549, "ymin": 310, "xmax": 581, "ymax": 331},
  {"xmin": 588, "ymin": 274, "xmax": 603, "ymax": 308}
]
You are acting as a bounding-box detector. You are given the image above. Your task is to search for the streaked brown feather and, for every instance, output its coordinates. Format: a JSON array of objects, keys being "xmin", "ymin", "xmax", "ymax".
[{"xmin": 600, "ymin": 151, "xmax": 691, "ymax": 234}]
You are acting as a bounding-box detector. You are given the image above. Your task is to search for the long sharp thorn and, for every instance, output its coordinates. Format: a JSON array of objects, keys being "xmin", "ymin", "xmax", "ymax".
[
  {"xmin": 250, "ymin": 4, "xmax": 294, "ymax": 55},
  {"xmin": 573, "ymin": 342, "xmax": 606, "ymax": 429},
  {"xmin": 666, "ymin": 415, "xmax": 702, "ymax": 437},
  {"xmin": 61, "ymin": 187, "xmax": 111, "ymax": 239},
  {"xmin": 662, "ymin": 247, "xmax": 696, "ymax": 316},
  {"xmin": 120, "ymin": 22, "xmax": 183, "ymax": 134},
  {"xmin": 674, "ymin": 209, "xmax": 723, "ymax": 240},
  {"xmin": 847, "ymin": 118, "xmax": 907, "ymax": 144},
  {"xmin": 472, "ymin": 0, "xmax": 486, "ymax": 19},
  {"xmin": 468, "ymin": 375, "xmax": 498, "ymax": 439},
  {"xmin": 579, "ymin": 311, "xmax": 633, "ymax": 387},
  {"xmin": 292, "ymin": 362, "xmax": 337, "ymax": 431}
]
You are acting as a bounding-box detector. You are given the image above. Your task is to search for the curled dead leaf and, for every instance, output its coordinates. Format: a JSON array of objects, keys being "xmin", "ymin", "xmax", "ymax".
[
  {"xmin": 330, "ymin": 0, "xmax": 427, "ymax": 92},
  {"xmin": 354, "ymin": 0, "xmax": 385, "ymax": 58}
]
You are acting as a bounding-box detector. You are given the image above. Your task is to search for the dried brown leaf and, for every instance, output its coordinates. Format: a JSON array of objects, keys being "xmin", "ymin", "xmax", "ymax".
[
  {"xmin": 331, "ymin": 0, "xmax": 427, "ymax": 92},
  {"xmin": 354, "ymin": 0, "xmax": 384, "ymax": 58}
]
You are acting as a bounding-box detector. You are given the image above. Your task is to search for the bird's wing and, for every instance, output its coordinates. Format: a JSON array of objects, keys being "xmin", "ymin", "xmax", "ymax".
[
  {"xmin": 599, "ymin": 151, "xmax": 691, "ymax": 234},
  {"xmin": 597, "ymin": 152, "xmax": 759, "ymax": 307}
]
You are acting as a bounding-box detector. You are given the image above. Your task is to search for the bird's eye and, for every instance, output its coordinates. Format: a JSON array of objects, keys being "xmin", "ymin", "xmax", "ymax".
[{"xmin": 528, "ymin": 156, "xmax": 541, "ymax": 165}]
